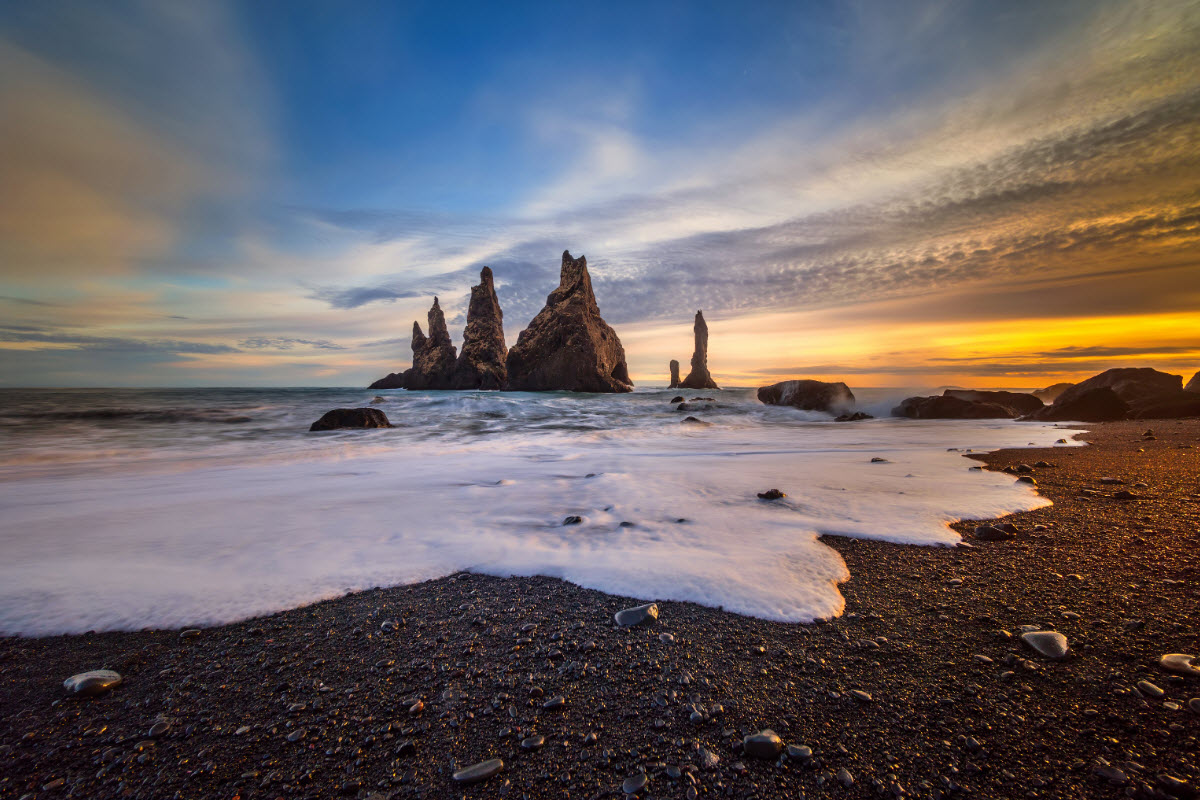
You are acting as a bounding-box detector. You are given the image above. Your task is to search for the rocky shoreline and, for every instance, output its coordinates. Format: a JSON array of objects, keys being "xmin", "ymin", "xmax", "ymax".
[{"xmin": 1, "ymin": 420, "xmax": 1197, "ymax": 800}]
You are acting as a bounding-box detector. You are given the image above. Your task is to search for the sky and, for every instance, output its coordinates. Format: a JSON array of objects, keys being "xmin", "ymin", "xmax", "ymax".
[{"xmin": 0, "ymin": 0, "xmax": 1197, "ymax": 389}]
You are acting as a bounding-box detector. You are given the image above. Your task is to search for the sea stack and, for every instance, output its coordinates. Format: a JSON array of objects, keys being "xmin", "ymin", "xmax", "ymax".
[
  {"xmin": 451, "ymin": 267, "xmax": 508, "ymax": 389},
  {"xmin": 669, "ymin": 360, "xmax": 681, "ymax": 389},
  {"xmin": 504, "ymin": 250, "xmax": 633, "ymax": 393},
  {"xmin": 679, "ymin": 310, "xmax": 719, "ymax": 390},
  {"xmin": 405, "ymin": 298, "xmax": 458, "ymax": 389}
]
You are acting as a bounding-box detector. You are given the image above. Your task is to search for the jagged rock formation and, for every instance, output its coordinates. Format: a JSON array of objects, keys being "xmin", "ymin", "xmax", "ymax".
[
  {"xmin": 450, "ymin": 267, "xmax": 507, "ymax": 389},
  {"xmin": 1186, "ymin": 371, "xmax": 1200, "ymax": 393},
  {"xmin": 758, "ymin": 380, "xmax": 855, "ymax": 413},
  {"xmin": 405, "ymin": 298, "xmax": 458, "ymax": 389},
  {"xmin": 941, "ymin": 389, "xmax": 1043, "ymax": 416},
  {"xmin": 892, "ymin": 395, "xmax": 1019, "ymax": 419},
  {"xmin": 504, "ymin": 251, "xmax": 633, "ymax": 393},
  {"xmin": 679, "ymin": 311, "xmax": 719, "ymax": 390},
  {"xmin": 1029, "ymin": 368, "xmax": 1182, "ymax": 421},
  {"xmin": 310, "ymin": 407, "xmax": 392, "ymax": 431},
  {"xmin": 1032, "ymin": 382, "xmax": 1074, "ymax": 404},
  {"xmin": 669, "ymin": 360, "xmax": 681, "ymax": 389}
]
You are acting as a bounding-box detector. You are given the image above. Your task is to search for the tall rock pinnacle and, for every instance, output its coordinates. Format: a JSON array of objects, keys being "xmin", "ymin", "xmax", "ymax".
[
  {"xmin": 405, "ymin": 298, "xmax": 458, "ymax": 389},
  {"xmin": 451, "ymin": 267, "xmax": 508, "ymax": 389},
  {"xmin": 505, "ymin": 250, "xmax": 633, "ymax": 393},
  {"xmin": 669, "ymin": 360, "xmax": 681, "ymax": 388},
  {"xmin": 679, "ymin": 310, "xmax": 719, "ymax": 390}
]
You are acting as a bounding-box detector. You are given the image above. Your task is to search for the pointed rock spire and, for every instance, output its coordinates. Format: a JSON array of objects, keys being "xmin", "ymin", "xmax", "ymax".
[
  {"xmin": 505, "ymin": 250, "xmax": 632, "ymax": 393},
  {"xmin": 669, "ymin": 360, "xmax": 681, "ymax": 389},
  {"xmin": 451, "ymin": 267, "xmax": 508, "ymax": 389},
  {"xmin": 404, "ymin": 298, "xmax": 457, "ymax": 389},
  {"xmin": 679, "ymin": 310, "xmax": 719, "ymax": 390}
]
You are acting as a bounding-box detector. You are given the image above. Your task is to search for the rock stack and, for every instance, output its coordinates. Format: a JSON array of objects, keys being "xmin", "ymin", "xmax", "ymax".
[
  {"xmin": 404, "ymin": 298, "xmax": 458, "ymax": 389},
  {"xmin": 504, "ymin": 251, "xmax": 633, "ymax": 393},
  {"xmin": 678, "ymin": 311, "xmax": 719, "ymax": 390},
  {"xmin": 450, "ymin": 267, "xmax": 508, "ymax": 389},
  {"xmin": 669, "ymin": 360, "xmax": 681, "ymax": 389}
]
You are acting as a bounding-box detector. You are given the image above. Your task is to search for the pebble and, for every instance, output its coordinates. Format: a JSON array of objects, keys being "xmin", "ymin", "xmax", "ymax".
[
  {"xmin": 1095, "ymin": 764, "xmax": 1128, "ymax": 784},
  {"xmin": 1137, "ymin": 680, "xmax": 1165, "ymax": 699},
  {"xmin": 1016, "ymin": 476, "xmax": 1036, "ymax": 485},
  {"xmin": 698, "ymin": 747, "xmax": 720, "ymax": 769},
  {"xmin": 1020, "ymin": 630, "xmax": 1069, "ymax": 660},
  {"xmin": 974, "ymin": 525, "xmax": 1012, "ymax": 541},
  {"xmin": 1189, "ymin": 698, "xmax": 1200, "ymax": 714},
  {"xmin": 622, "ymin": 772, "xmax": 648, "ymax": 794},
  {"xmin": 614, "ymin": 603, "xmax": 659, "ymax": 627},
  {"xmin": 850, "ymin": 689, "xmax": 873, "ymax": 702},
  {"xmin": 179, "ymin": 629, "xmax": 201, "ymax": 639},
  {"xmin": 838, "ymin": 767, "xmax": 855, "ymax": 787},
  {"xmin": 521, "ymin": 734, "xmax": 544, "ymax": 750},
  {"xmin": 63, "ymin": 670, "xmax": 122, "ymax": 697},
  {"xmin": 453, "ymin": 759, "xmax": 504, "ymax": 784},
  {"xmin": 1160, "ymin": 653, "xmax": 1200, "ymax": 678},
  {"xmin": 148, "ymin": 721, "xmax": 170, "ymax": 738},
  {"xmin": 742, "ymin": 730, "xmax": 783, "ymax": 760},
  {"xmin": 786, "ymin": 744, "xmax": 812, "ymax": 760},
  {"xmin": 542, "ymin": 695, "xmax": 566, "ymax": 710},
  {"xmin": 287, "ymin": 728, "xmax": 305, "ymax": 742}
]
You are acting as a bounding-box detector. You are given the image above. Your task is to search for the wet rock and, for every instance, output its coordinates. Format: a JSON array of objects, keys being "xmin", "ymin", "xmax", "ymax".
[
  {"xmin": 521, "ymin": 734, "xmax": 544, "ymax": 750},
  {"xmin": 453, "ymin": 758, "xmax": 504, "ymax": 783},
  {"xmin": 838, "ymin": 767, "xmax": 855, "ymax": 787},
  {"xmin": 614, "ymin": 603, "xmax": 658, "ymax": 627},
  {"xmin": 742, "ymin": 730, "xmax": 783, "ymax": 760},
  {"xmin": 892, "ymin": 395, "xmax": 1017, "ymax": 419},
  {"xmin": 681, "ymin": 416, "xmax": 710, "ymax": 426},
  {"xmin": 757, "ymin": 489, "xmax": 785, "ymax": 500},
  {"xmin": 369, "ymin": 395, "xmax": 386, "ymax": 404},
  {"xmin": 786, "ymin": 744, "xmax": 813, "ymax": 761},
  {"xmin": 63, "ymin": 670, "xmax": 122, "ymax": 697},
  {"xmin": 505, "ymin": 251, "xmax": 633, "ymax": 393},
  {"xmin": 678, "ymin": 311, "xmax": 719, "ymax": 390},
  {"xmin": 835, "ymin": 411, "xmax": 874, "ymax": 421},
  {"xmin": 622, "ymin": 772, "xmax": 648, "ymax": 794},
  {"xmin": 309, "ymin": 408, "xmax": 392, "ymax": 432},
  {"xmin": 1030, "ymin": 387, "xmax": 1130, "ymax": 422},
  {"xmin": 450, "ymin": 267, "xmax": 508, "ymax": 389},
  {"xmin": 1137, "ymin": 680, "xmax": 1164, "ymax": 698},
  {"xmin": 871, "ymin": 457, "xmax": 889, "ymax": 463},
  {"xmin": 1020, "ymin": 630, "xmax": 1069, "ymax": 660},
  {"xmin": 562, "ymin": 516, "xmax": 583, "ymax": 526},
  {"xmin": 758, "ymin": 379, "xmax": 855, "ymax": 414},
  {"xmin": 942, "ymin": 389, "xmax": 1044, "ymax": 415},
  {"xmin": 1016, "ymin": 476, "xmax": 1037, "ymax": 485},
  {"xmin": 669, "ymin": 360, "xmax": 681, "ymax": 389},
  {"xmin": 1160, "ymin": 654, "xmax": 1200, "ymax": 678},
  {"xmin": 670, "ymin": 395, "xmax": 684, "ymax": 404}
]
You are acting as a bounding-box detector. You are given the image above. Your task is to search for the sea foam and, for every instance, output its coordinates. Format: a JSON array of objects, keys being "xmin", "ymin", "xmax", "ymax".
[{"xmin": 0, "ymin": 387, "xmax": 1081, "ymax": 635}]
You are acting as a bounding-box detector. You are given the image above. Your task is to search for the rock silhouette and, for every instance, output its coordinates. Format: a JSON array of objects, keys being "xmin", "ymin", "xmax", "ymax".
[
  {"xmin": 450, "ymin": 267, "xmax": 508, "ymax": 389},
  {"xmin": 310, "ymin": 408, "xmax": 392, "ymax": 431},
  {"xmin": 679, "ymin": 311, "xmax": 719, "ymax": 390},
  {"xmin": 669, "ymin": 360, "xmax": 681, "ymax": 389},
  {"xmin": 758, "ymin": 380, "xmax": 855, "ymax": 413},
  {"xmin": 1029, "ymin": 367, "xmax": 1182, "ymax": 421},
  {"xmin": 941, "ymin": 389, "xmax": 1043, "ymax": 416},
  {"xmin": 1185, "ymin": 371, "xmax": 1200, "ymax": 393},
  {"xmin": 504, "ymin": 251, "xmax": 633, "ymax": 393},
  {"xmin": 1032, "ymin": 382, "xmax": 1074, "ymax": 404},
  {"xmin": 892, "ymin": 395, "xmax": 1018, "ymax": 419}
]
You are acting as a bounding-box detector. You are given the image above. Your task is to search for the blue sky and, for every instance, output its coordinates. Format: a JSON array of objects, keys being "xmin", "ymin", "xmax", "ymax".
[{"xmin": 1, "ymin": 0, "xmax": 1198, "ymax": 386}]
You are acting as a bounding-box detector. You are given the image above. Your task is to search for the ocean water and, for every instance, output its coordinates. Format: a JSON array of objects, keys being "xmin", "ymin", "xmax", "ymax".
[{"xmin": 0, "ymin": 387, "xmax": 1082, "ymax": 636}]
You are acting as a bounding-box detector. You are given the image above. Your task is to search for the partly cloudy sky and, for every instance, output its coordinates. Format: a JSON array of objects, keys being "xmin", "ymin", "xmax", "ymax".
[{"xmin": 1, "ymin": 0, "xmax": 1197, "ymax": 388}]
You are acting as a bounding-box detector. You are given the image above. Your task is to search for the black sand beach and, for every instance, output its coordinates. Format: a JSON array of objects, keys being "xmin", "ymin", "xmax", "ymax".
[{"xmin": 1, "ymin": 420, "xmax": 1197, "ymax": 800}]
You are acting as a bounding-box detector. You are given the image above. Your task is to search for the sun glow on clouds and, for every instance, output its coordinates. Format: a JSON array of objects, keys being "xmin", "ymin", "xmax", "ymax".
[{"xmin": 0, "ymin": 0, "xmax": 1198, "ymax": 387}]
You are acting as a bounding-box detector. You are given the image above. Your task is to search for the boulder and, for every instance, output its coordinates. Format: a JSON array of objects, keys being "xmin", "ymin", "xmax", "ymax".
[
  {"xmin": 669, "ymin": 360, "xmax": 681, "ymax": 389},
  {"xmin": 309, "ymin": 408, "xmax": 392, "ymax": 431},
  {"xmin": 1131, "ymin": 391, "xmax": 1200, "ymax": 419},
  {"xmin": 1034, "ymin": 368, "xmax": 1181, "ymax": 419},
  {"xmin": 406, "ymin": 299, "xmax": 458, "ymax": 389},
  {"xmin": 758, "ymin": 380, "xmax": 855, "ymax": 413},
  {"xmin": 942, "ymin": 389, "xmax": 1043, "ymax": 416},
  {"xmin": 891, "ymin": 395, "xmax": 1017, "ymax": 419},
  {"xmin": 1032, "ymin": 382, "xmax": 1074, "ymax": 404},
  {"xmin": 450, "ymin": 267, "xmax": 508, "ymax": 389},
  {"xmin": 1185, "ymin": 371, "xmax": 1200, "ymax": 393},
  {"xmin": 504, "ymin": 251, "xmax": 633, "ymax": 393},
  {"xmin": 679, "ymin": 310, "xmax": 719, "ymax": 390},
  {"xmin": 1029, "ymin": 387, "xmax": 1129, "ymax": 421}
]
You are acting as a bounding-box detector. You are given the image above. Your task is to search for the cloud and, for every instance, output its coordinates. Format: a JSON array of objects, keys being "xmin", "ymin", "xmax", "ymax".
[
  {"xmin": 239, "ymin": 337, "xmax": 346, "ymax": 351},
  {"xmin": 0, "ymin": 326, "xmax": 239, "ymax": 355}
]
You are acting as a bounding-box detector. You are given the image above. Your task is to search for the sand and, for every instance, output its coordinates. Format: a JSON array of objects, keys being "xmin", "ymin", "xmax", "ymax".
[{"xmin": 1, "ymin": 419, "xmax": 1197, "ymax": 799}]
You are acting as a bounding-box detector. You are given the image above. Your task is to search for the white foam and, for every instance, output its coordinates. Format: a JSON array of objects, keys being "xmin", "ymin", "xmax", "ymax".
[{"xmin": 0, "ymin": 401, "xmax": 1082, "ymax": 635}]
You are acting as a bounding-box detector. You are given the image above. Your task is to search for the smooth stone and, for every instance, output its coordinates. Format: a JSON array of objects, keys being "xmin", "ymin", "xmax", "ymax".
[
  {"xmin": 63, "ymin": 670, "xmax": 122, "ymax": 697},
  {"xmin": 838, "ymin": 767, "xmax": 855, "ymax": 787},
  {"xmin": 542, "ymin": 695, "xmax": 566, "ymax": 710},
  {"xmin": 1160, "ymin": 653, "xmax": 1200, "ymax": 677},
  {"xmin": 1137, "ymin": 680, "xmax": 1165, "ymax": 698},
  {"xmin": 974, "ymin": 525, "xmax": 1012, "ymax": 541},
  {"xmin": 287, "ymin": 728, "xmax": 305, "ymax": 742},
  {"xmin": 622, "ymin": 772, "xmax": 648, "ymax": 794},
  {"xmin": 179, "ymin": 629, "xmax": 201, "ymax": 639},
  {"xmin": 614, "ymin": 603, "xmax": 659, "ymax": 627},
  {"xmin": 453, "ymin": 759, "xmax": 504, "ymax": 783},
  {"xmin": 786, "ymin": 744, "xmax": 812, "ymax": 760},
  {"xmin": 520, "ymin": 735, "xmax": 544, "ymax": 751},
  {"xmin": 1189, "ymin": 698, "xmax": 1200, "ymax": 714},
  {"xmin": 1020, "ymin": 631, "xmax": 1069, "ymax": 660},
  {"xmin": 742, "ymin": 730, "xmax": 783, "ymax": 760},
  {"xmin": 148, "ymin": 721, "xmax": 170, "ymax": 737},
  {"xmin": 1095, "ymin": 765, "xmax": 1128, "ymax": 784},
  {"xmin": 1016, "ymin": 476, "xmax": 1036, "ymax": 485},
  {"xmin": 850, "ymin": 689, "xmax": 873, "ymax": 702}
]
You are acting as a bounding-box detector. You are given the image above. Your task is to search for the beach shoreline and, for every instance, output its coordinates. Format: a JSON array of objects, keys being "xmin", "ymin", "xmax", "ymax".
[{"xmin": 1, "ymin": 419, "xmax": 1197, "ymax": 799}]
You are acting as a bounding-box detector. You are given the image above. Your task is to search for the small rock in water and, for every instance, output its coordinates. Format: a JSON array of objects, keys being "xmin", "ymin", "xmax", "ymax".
[
  {"xmin": 870, "ymin": 457, "xmax": 889, "ymax": 463},
  {"xmin": 757, "ymin": 488, "xmax": 785, "ymax": 500},
  {"xmin": 1020, "ymin": 630, "xmax": 1069, "ymax": 660},
  {"xmin": 1160, "ymin": 654, "xmax": 1200, "ymax": 677},
  {"xmin": 680, "ymin": 416, "xmax": 711, "ymax": 426},
  {"xmin": 614, "ymin": 603, "xmax": 659, "ymax": 627},
  {"xmin": 742, "ymin": 730, "xmax": 783, "ymax": 760},
  {"xmin": 1016, "ymin": 475, "xmax": 1036, "ymax": 485},
  {"xmin": 453, "ymin": 759, "xmax": 504, "ymax": 784},
  {"xmin": 179, "ymin": 629, "xmax": 201, "ymax": 639},
  {"xmin": 562, "ymin": 515, "xmax": 583, "ymax": 525},
  {"xmin": 63, "ymin": 670, "xmax": 122, "ymax": 697},
  {"xmin": 670, "ymin": 396, "xmax": 684, "ymax": 404},
  {"xmin": 622, "ymin": 772, "xmax": 649, "ymax": 794}
]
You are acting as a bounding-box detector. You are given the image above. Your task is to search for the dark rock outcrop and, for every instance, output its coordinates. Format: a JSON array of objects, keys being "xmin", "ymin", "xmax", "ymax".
[
  {"xmin": 679, "ymin": 311, "xmax": 719, "ymax": 390},
  {"xmin": 310, "ymin": 408, "xmax": 392, "ymax": 431},
  {"xmin": 1131, "ymin": 391, "xmax": 1200, "ymax": 419},
  {"xmin": 1033, "ymin": 382, "xmax": 1074, "ymax": 404},
  {"xmin": 450, "ymin": 267, "xmax": 507, "ymax": 389},
  {"xmin": 669, "ymin": 360, "xmax": 681, "ymax": 389},
  {"xmin": 1185, "ymin": 371, "xmax": 1200, "ymax": 393},
  {"xmin": 892, "ymin": 395, "xmax": 1017, "ymax": 419},
  {"xmin": 504, "ymin": 251, "xmax": 632, "ymax": 393},
  {"xmin": 1028, "ymin": 387, "xmax": 1129, "ymax": 421},
  {"xmin": 835, "ymin": 412, "xmax": 874, "ymax": 422},
  {"xmin": 406, "ymin": 298, "xmax": 458, "ymax": 390},
  {"xmin": 943, "ymin": 389, "xmax": 1043, "ymax": 416},
  {"xmin": 758, "ymin": 380, "xmax": 855, "ymax": 413}
]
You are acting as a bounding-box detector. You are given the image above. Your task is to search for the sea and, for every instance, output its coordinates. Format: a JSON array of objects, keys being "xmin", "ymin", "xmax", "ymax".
[{"xmin": 0, "ymin": 387, "xmax": 1083, "ymax": 636}]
